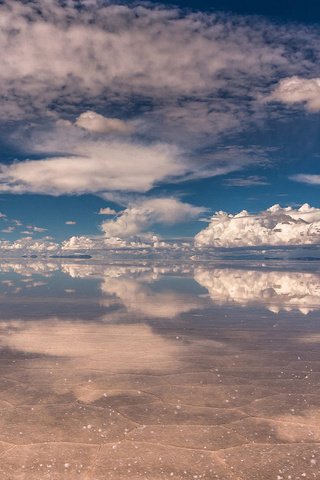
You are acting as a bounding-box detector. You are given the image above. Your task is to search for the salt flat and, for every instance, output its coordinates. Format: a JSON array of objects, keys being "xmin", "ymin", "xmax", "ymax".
[{"xmin": 0, "ymin": 260, "xmax": 319, "ymax": 479}]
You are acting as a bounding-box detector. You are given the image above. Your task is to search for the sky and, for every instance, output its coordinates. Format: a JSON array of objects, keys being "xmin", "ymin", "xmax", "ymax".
[{"xmin": 0, "ymin": 0, "xmax": 320, "ymax": 251}]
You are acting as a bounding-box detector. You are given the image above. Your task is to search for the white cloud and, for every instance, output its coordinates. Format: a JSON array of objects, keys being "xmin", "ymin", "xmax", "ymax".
[
  {"xmin": 0, "ymin": 140, "xmax": 184, "ymax": 195},
  {"xmin": 75, "ymin": 111, "xmax": 133, "ymax": 134},
  {"xmin": 290, "ymin": 174, "xmax": 320, "ymax": 185},
  {"xmin": 224, "ymin": 176, "xmax": 269, "ymax": 187},
  {"xmin": 0, "ymin": 0, "xmax": 318, "ymax": 149},
  {"xmin": 26, "ymin": 225, "xmax": 47, "ymax": 232},
  {"xmin": 0, "ymin": 237, "xmax": 58, "ymax": 252},
  {"xmin": 1, "ymin": 226, "xmax": 15, "ymax": 234},
  {"xmin": 1, "ymin": 1, "xmax": 318, "ymax": 206},
  {"xmin": 61, "ymin": 236, "xmax": 96, "ymax": 250},
  {"xmin": 195, "ymin": 267, "xmax": 320, "ymax": 314},
  {"xmin": 0, "ymin": 1, "xmax": 319, "ymax": 240},
  {"xmin": 65, "ymin": 221, "xmax": 76, "ymax": 225},
  {"xmin": 267, "ymin": 76, "xmax": 320, "ymax": 112},
  {"xmin": 0, "ymin": 1, "xmax": 290, "ymax": 120},
  {"xmin": 8, "ymin": 125, "xmax": 269, "ymax": 197},
  {"xmin": 195, "ymin": 203, "xmax": 320, "ymax": 248},
  {"xmin": 60, "ymin": 233, "xmax": 192, "ymax": 253},
  {"xmin": 98, "ymin": 207, "xmax": 117, "ymax": 215},
  {"xmin": 101, "ymin": 197, "xmax": 205, "ymax": 238}
]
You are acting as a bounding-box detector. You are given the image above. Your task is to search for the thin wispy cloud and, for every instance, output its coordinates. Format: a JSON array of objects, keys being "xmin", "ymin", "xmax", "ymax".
[
  {"xmin": 224, "ymin": 176, "xmax": 270, "ymax": 187},
  {"xmin": 290, "ymin": 174, "xmax": 320, "ymax": 185}
]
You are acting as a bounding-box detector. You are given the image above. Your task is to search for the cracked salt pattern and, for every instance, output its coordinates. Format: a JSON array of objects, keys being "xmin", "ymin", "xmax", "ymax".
[{"xmin": 0, "ymin": 260, "xmax": 319, "ymax": 479}]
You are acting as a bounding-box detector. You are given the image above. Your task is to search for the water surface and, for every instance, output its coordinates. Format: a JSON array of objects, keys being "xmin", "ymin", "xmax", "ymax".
[{"xmin": 0, "ymin": 260, "xmax": 319, "ymax": 479}]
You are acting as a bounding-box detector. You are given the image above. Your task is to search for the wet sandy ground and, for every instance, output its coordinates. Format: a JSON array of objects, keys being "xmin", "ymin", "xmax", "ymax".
[{"xmin": 0, "ymin": 263, "xmax": 319, "ymax": 479}]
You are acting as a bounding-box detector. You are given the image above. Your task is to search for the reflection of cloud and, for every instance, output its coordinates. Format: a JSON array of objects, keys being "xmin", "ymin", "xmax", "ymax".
[
  {"xmin": 0, "ymin": 262, "xmax": 59, "ymax": 276},
  {"xmin": 195, "ymin": 267, "xmax": 320, "ymax": 314},
  {"xmin": 0, "ymin": 261, "xmax": 190, "ymax": 281},
  {"xmin": 0, "ymin": 260, "xmax": 202, "ymax": 318},
  {"xmin": 0, "ymin": 318, "xmax": 188, "ymax": 410},
  {"xmin": 60, "ymin": 263, "xmax": 102, "ymax": 278},
  {"xmin": 0, "ymin": 320, "xmax": 179, "ymax": 372},
  {"xmin": 101, "ymin": 270, "xmax": 204, "ymax": 318}
]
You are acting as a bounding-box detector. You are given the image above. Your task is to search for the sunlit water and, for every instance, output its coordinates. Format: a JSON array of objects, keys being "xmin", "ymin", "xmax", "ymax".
[{"xmin": 0, "ymin": 259, "xmax": 320, "ymax": 479}]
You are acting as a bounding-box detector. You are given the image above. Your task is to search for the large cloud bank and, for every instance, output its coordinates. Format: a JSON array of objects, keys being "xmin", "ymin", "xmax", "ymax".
[
  {"xmin": 195, "ymin": 204, "xmax": 320, "ymax": 248},
  {"xmin": 0, "ymin": 1, "xmax": 309, "ymax": 120},
  {"xmin": 1, "ymin": 0, "xmax": 319, "ymax": 145}
]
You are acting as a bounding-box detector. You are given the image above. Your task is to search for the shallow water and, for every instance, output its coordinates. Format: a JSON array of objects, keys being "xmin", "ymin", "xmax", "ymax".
[{"xmin": 0, "ymin": 260, "xmax": 320, "ymax": 479}]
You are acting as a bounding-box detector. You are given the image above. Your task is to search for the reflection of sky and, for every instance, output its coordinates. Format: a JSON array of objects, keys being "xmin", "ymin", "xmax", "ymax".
[{"xmin": 1, "ymin": 260, "xmax": 320, "ymax": 316}]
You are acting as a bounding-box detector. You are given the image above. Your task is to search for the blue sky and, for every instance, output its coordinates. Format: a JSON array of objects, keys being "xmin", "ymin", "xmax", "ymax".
[
  {"xmin": 0, "ymin": 0, "xmax": 320, "ymax": 247},
  {"xmin": 164, "ymin": 0, "xmax": 320, "ymax": 23}
]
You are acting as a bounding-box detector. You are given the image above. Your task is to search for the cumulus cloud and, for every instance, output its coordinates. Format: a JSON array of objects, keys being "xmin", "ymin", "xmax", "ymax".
[
  {"xmin": 61, "ymin": 236, "xmax": 97, "ymax": 250},
  {"xmin": 75, "ymin": 111, "xmax": 133, "ymax": 135},
  {"xmin": 65, "ymin": 221, "xmax": 76, "ymax": 225},
  {"xmin": 0, "ymin": 236, "xmax": 58, "ymax": 252},
  {"xmin": 101, "ymin": 197, "xmax": 205, "ymax": 238},
  {"xmin": 60, "ymin": 233, "xmax": 192, "ymax": 253},
  {"xmin": 267, "ymin": 76, "xmax": 320, "ymax": 112},
  {"xmin": 195, "ymin": 203, "xmax": 320, "ymax": 248},
  {"xmin": 98, "ymin": 207, "xmax": 117, "ymax": 215}
]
